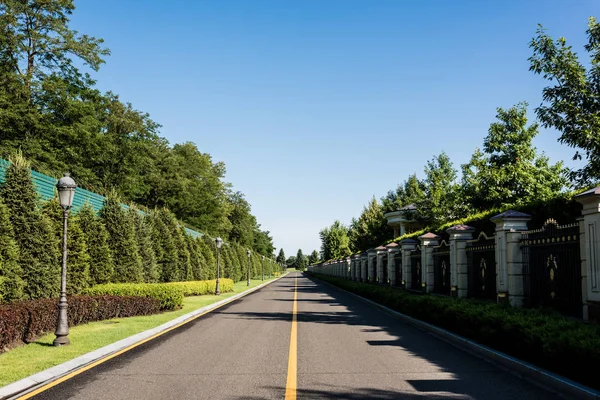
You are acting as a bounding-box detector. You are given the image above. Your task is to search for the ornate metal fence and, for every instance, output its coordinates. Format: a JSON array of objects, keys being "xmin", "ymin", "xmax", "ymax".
[
  {"xmin": 410, "ymin": 245, "xmax": 423, "ymax": 291},
  {"xmin": 521, "ymin": 219, "xmax": 582, "ymax": 317},
  {"xmin": 466, "ymin": 232, "xmax": 496, "ymax": 300},
  {"xmin": 432, "ymin": 240, "xmax": 451, "ymax": 295},
  {"xmin": 394, "ymin": 252, "xmax": 402, "ymax": 287}
]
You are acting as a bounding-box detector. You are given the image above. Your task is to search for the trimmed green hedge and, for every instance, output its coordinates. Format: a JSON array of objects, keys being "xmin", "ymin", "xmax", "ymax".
[
  {"xmin": 167, "ymin": 279, "xmax": 234, "ymax": 296},
  {"xmin": 309, "ymin": 273, "xmax": 600, "ymax": 391},
  {"xmin": 84, "ymin": 283, "xmax": 184, "ymax": 311}
]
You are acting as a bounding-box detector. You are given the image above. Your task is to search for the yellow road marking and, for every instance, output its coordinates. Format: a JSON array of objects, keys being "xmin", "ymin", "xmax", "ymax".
[
  {"xmin": 285, "ymin": 275, "xmax": 298, "ymax": 400},
  {"xmin": 16, "ymin": 282, "xmax": 277, "ymax": 400}
]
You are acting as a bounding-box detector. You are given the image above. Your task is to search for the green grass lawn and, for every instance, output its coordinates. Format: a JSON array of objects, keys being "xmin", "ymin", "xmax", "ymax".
[{"xmin": 0, "ymin": 276, "xmax": 283, "ymax": 388}]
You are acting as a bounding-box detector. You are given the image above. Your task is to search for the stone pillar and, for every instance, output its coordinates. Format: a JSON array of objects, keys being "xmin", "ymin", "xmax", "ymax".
[
  {"xmin": 418, "ymin": 232, "xmax": 441, "ymax": 293},
  {"xmin": 386, "ymin": 243, "xmax": 400, "ymax": 286},
  {"xmin": 447, "ymin": 225, "xmax": 475, "ymax": 298},
  {"xmin": 345, "ymin": 257, "xmax": 351, "ymax": 279},
  {"xmin": 376, "ymin": 246, "xmax": 386, "ymax": 284},
  {"xmin": 575, "ymin": 187, "xmax": 600, "ymax": 321},
  {"xmin": 361, "ymin": 253, "xmax": 368, "ymax": 282},
  {"xmin": 490, "ymin": 211, "xmax": 531, "ymax": 307},
  {"xmin": 400, "ymin": 239, "xmax": 419, "ymax": 289},
  {"xmin": 367, "ymin": 248, "xmax": 377, "ymax": 282}
]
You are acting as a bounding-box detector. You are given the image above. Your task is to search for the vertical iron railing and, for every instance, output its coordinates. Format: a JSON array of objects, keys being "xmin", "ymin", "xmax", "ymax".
[
  {"xmin": 521, "ymin": 219, "xmax": 582, "ymax": 317},
  {"xmin": 410, "ymin": 245, "xmax": 423, "ymax": 291},
  {"xmin": 466, "ymin": 232, "xmax": 496, "ymax": 301},
  {"xmin": 432, "ymin": 240, "xmax": 451, "ymax": 296}
]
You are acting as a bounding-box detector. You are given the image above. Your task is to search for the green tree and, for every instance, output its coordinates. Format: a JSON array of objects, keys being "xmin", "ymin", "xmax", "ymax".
[
  {"xmin": 150, "ymin": 209, "xmax": 178, "ymax": 282},
  {"xmin": 348, "ymin": 197, "xmax": 391, "ymax": 252},
  {"xmin": 381, "ymin": 174, "xmax": 426, "ymax": 215},
  {"xmin": 43, "ymin": 196, "xmax": 90, "ymax": 293},
  {"xmin": 296, "ymin": 249, "xmax": 307, "ymax": 270},
  {"xmin": 0, "ymin": 199, "xmax": 23, "ymax": 302},
  {"xmin": 158, "ymin": 209, "xmax": 191, "ymax": 281},
  {"xmin": 76, "ymin": 203, "xmax": 113, "ymax": 285},
  {"xmin": 276, "ymin": 248, "xmax": 286, "ymax": 265},
  {"xmin": 186, "ymin": 234, "xmax": 205, "ymax": 281},
  {"xmin": 129, "ymin": 207, "xmax": 159, "ymax": 283},
  {"xmin": 319, "ymin": 220, "xmax": 352, "ymax": 261},
  {"xmin": 286, "ymin": 256, "xmax": 297, "ymax": 269},
  {"xmin": 308, "ymin": 250, "xmax": 320, "ymax": 265},
  {"xmin": 100, "ymin": 194, "xmax": 143, "ymax": 283},
  {"xmin": 529, "ymin": 18, "xmax": 600, "ymax": 185},
  {"xmin": 462, "ymin": 103, "xmax": 567, "ymax": 210},
  {"xmin": 418, "ymin": 152, "xmax": 462, "ymax": 224},
  {"xmin": 199, "ymin": 236, "xmax": 216, "ymax": 280},
  {"xmin": 227, "ymin": 191, "xmax": 256, "ymax": 247},
  {"xmin": 1, "ymin": 154, "xmax": 59, "ymax": 299}
]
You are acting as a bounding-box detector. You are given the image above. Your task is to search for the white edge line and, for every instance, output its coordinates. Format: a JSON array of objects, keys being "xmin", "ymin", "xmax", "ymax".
[{"xmin": 0, "ymin": 273, "xmax": 290, "ymax": 400}]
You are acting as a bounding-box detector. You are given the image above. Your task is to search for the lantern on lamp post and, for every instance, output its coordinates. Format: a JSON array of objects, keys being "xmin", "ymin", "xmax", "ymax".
[
  {"xmin": 53, "ymin": 173, "xmax": 76, "ymax": 346},
  {"xmin": 215, "ymin": 237, "xmax": 223, "ymax": 295}
]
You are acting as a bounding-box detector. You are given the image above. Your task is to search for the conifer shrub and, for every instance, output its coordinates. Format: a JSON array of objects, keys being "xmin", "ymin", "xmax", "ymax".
[
  {"xmin": 200, "ymin": 236, "xmax": 216, "ymax": 279},
  {"xmin": 186, "ymin": 234, "xmax": 205, "ymax": 280},
  {"xmin": 0, "ymin": 155, "xmax": 59, "ymax": 299},
  {"xmin": 158, "ymin": 208, "xmax": 190, "ymax": 281},
  {"xmin": 43, "ymin": 197, "xmax": 91, "ymax": 293},
  {"xmin": 76, "ymin": 204, "xmax": 114, "ymax": 285},
  {"xmin": 167, "ymin": 279, "xmax": 234, "ymax": 296},
  {"xmin": 84, "ymin": 283, "xmax": 184, "ymax": 310},
  {"xmin": 129, "ymin": 207, "xmax": 159, "ymax": 283},
  {"xmin": 0, "ymin": 295, "xmax": 160, "ymax": 351},
  {"xmin": 0, "ymin": 199, "xmax": 23, "ymax": 302},
  {"xmin": 100, "ymin": 195, "xmax": 143, "ymax": 283},
  {"xmin": 178, "ymin": 226, "xmax": 193, "ymax": 281},
  {"xmin": 221, "ymin": 245, "xmax": 234, "ymax": 279},
  {"xmin": 151, "ymin": 209, "xmax": 178, "ymax": 282},
  {"xmin": 228, "ymin": 243, "xmax": 242, "ymax": 282}
]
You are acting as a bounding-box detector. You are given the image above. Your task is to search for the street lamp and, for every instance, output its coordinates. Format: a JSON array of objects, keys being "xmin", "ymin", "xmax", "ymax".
[
  {"xmin": 246, "ymin": 249, "xmax": 251, "ymax": 286},
  {"xmin": 261, "ymin": 255, "xmax": 265, "ymax": 281},
  {"xmin": 215, "ymin": 237, "xmax": 223, "ymax": 295},
  {"xmin": 53, "ymin": 173, "xmax": 76, "ymax": 346}
]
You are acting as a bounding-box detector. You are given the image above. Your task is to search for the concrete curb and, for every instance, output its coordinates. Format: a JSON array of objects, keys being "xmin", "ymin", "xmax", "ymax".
[
  {"xmin": 308, "ymin": 274, "xmax": 600, "ymax": 400},
  {"xmin": 0, "ymin": 273, "xmax": 290, "ymax": 400}
]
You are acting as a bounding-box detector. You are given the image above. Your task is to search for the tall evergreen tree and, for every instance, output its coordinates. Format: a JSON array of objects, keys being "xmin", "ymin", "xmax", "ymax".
[
  {"xmin": 100, "ymin": 195, "xmax": 143, "ymax": 283},
  {"xmin": 199, "ymin": 236, "xmax": 216, "ymax": 279},
  {"xmin": 151, "ymin": 209, "xmax": 178, "ymax": 282},
  {"xmin": 0, "ymin": 154, "xmax": 59, "ymax": 299},
  {"xmin": 129, "ymin": 207, "xmax": 159, "ymax": 283},
  {"xmin": 276, "ymin": 248, "xmax": 286, "ymax": 265},
  {"xmin": 0, "ymin": 199, "xmax": 23, "ymax": 302},
  {"xmin": 186, "ymin": 234, "xmax": 205, "ymax": 281},
  {"xmin": 76, "ymin": 204, "xmax": 113, "ymax": 285},
  {"xmin": 159, "ymin": 209, "xmax": 190, "ymax": 281}
]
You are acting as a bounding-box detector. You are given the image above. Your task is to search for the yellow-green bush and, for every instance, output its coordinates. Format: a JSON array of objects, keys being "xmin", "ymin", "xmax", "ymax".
[
  {"xmin": 84, "ymin": 283, "xmax": 184, "ymax": 310},
  {"xmin": 167, "ymin": 279, "xmax": 234, "ymax": 296}
]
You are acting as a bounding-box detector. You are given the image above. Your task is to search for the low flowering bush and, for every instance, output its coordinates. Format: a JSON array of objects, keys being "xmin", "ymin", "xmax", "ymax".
[
  {"xmin": 167, "ymin": 279, "xmax": 234, "ymax": 296},
  {"xmin": 310, "ymin": 273, "xmax": 600, "ymax": 391},
  {"xmin": 0, "ymin": 295, "xmax": 160, "ymax": 352},
  {"xmin": 84, "ymin": 283, "xmax": 184, "ymax": 311}
]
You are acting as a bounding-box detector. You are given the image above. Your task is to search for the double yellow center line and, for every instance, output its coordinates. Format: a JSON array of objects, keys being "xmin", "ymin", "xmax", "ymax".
[{"xmin": 284, "ymin": 276, "xmax": 298, "ymax": 400}]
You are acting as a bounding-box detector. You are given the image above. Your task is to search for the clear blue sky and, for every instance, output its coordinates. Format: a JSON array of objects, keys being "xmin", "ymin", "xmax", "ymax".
[{"xmin": 71, "ymin": 0, "xmax": 597, "ymax": 257}]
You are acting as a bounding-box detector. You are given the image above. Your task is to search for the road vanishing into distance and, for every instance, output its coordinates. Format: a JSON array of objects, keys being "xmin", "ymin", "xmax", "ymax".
[{"xmin": 27, "ymin": 272, "xmax": 562, "ymax": 400}]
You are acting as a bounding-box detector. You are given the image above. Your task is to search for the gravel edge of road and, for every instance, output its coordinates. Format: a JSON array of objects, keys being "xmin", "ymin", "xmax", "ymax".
[
  {"xmin": 307, "ymin": 273, "xmax": 600, "ymax": 400},
  {"xmin": 0, "ymin": 274, "xmax": 290, "ymax": 400}
]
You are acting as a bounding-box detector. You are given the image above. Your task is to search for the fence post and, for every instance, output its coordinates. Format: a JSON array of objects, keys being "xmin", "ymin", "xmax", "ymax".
[
  {"xmin": 490, "ymin": 210, "xmax": 531, "ymax": 307},
  {"xmin": 418, "ymin": 232, "xmax": 441, "ymax": 293},
  {"xmin": 345, "ymin": 257, "xmax": 351, "ymax": 279},
  {"xmin": 367, "ymin": 248, "xmax": 377, "ymax": 282},
  {"xmin": 400, "ymin": 238, "xmax": 419, "ymax": 289},
  {"xmin": 376, "ymin": 246, "xmax": 386, "ymax": 284},
  {"xmin": 360, "ymin": 252, "xmax": 368, "ymax": 282},
  {"xmin": 575, "ymin": 187, "xmax": 600, "ymax": 321},
  {"xmin": 447, "ymin": 225, "xmax": 475, "ymax": 298},
  {"xmin": 386, "ymin": 243, "xmax": 400, "ymax": 286}
]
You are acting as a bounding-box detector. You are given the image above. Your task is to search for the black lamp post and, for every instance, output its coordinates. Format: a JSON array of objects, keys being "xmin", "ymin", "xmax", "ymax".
[
  {"xmin": 215, "ymin": 237, "xmax": 223, "ymax": 295},
  {"xmin": 246, "ymin": 249, "xmax": 251, "ymax": 286},
  {"xmin": 261, "ymin": 255, "xmax": 265, "ymax": 281},
  {"xmin": 53, "ymin": 173, "xmax": 76, "ymax": 346}
]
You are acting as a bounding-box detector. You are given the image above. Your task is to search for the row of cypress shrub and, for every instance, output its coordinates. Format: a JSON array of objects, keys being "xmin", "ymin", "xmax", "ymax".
[{"xmin": 0, "ymin": 155, "xmax": 279, "ymax": 303}]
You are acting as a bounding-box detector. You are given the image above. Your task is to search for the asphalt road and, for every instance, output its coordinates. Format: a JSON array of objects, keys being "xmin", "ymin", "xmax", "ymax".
[{"xmin": 29, "ymin": 272, "xmax": 563, "ymax": 399}]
